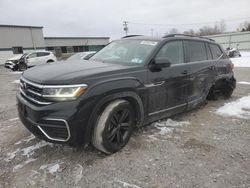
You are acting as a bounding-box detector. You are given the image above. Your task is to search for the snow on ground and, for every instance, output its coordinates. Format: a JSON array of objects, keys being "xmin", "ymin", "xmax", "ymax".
[
  {"xmin": 40, "ymin": 162, "xmax": 64, "ymax": 174},
  {"xmin": 9, "ymin": 71, "xmax": 22, "ymax": 74},
  {"xmin": 147, "ymin": 119, "xmax": 190, "ymax": 140},
  {"xmin": 216, "ymin": 94, "xmax": 250, "ymax": 119},
  {"xmin": 14, "ymin": 134, "xmax": 35, "ymax": 145},
  {"xmin": 12, "ymin": 79, "xmax": 20, "ymax": 84},
  {"xmin": 13, "ymin": 158, "xmax": 37, "ymax": 172},
  {"xmin": 237, "ymin": 81, "xmax": 250, "ymax": 85},
  {"xmin": 21, "ymin": 141, "xmax": 53, "ymax": 157},
  {"xmin": 153, "ymin": 119, "xmax": 190, "ymax": 136},
  {"xmin": 231, "ymin": 51, "xmax": 250, "ymax": 67},
  {"xmin": 5, "ymin": 149, "xmax": 21, "ymax": 162},
  {"xmin": 8, "ymin": 117, "xmax": 19, "ymax": 122},
  {"xmin": 115, "ymin": 180, "xmax": 141, "ymax": 188}
]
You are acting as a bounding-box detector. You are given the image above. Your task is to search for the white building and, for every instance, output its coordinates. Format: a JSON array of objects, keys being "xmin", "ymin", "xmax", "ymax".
[
  {"xmin": 206, "ymin": 31, "xmax": 250, "ymax": 51},
  {"xmin": 0, "ymin": 24, "xmax": 110, "ymax": 64}
]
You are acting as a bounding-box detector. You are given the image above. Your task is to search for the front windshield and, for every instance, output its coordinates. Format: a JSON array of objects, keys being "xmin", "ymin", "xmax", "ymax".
[
  {"xmin": 90, "ymin": 40, "xmax": 158, "ymax": 64},
  {"xmin": 20, "ymin": 52, "xmax": 29, "ymax": 59}
]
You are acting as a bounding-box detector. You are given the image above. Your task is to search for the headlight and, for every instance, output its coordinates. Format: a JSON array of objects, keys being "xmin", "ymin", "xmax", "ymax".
[{"xmin": 42, "ymin": 84, "xmax": 88, "ymax": 101}]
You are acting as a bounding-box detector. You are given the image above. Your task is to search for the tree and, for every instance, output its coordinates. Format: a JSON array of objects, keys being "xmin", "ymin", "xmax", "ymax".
[
  {"xmin": 239, "ymin": 21, "xmax": 250, "ymax": 32},
  {"xmin": 165, "ymin": 28, "xmax": 179, "ymax": 35},
  {"xmin": 183, "ymin": 29, "xmax": 195, "ymax": 35}
]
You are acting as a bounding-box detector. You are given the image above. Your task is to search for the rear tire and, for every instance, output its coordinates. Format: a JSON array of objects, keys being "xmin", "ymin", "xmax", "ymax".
[
  {"xmin": 92, "ymin": 99, "xmax": 135, "ymax": 154},
  {"xmin": 222, "ymin": 78, "xmax": 236, "ymax": 98}
]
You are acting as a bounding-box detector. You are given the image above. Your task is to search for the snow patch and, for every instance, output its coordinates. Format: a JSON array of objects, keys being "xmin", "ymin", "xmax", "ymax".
[
  {"xmin": 21, "ymin": 141, "xmax": 53, "ymax": 157},
  {"xmin": 8, "ymin": 117, "xmax": 19, "ymax": 122},
  {"xmin": 10, "ymin": 71, "xmax": 22, "ymax": 74},
  {"xmin": 13, "ymin": 158, "xmax": 37, "ymax": 172},
  {"xmin": 240, "ymin": 51, "xmax": 250, "ymax": 57},
  {"xmin": 73, "ymin": 164, "xmax": 83, "ymax": 185},
  {"xmin": 15, "ymin": 134, "xmax": 35, "ymax": 145},
  {"xmin": 4, "ymin": 148, "xmax": 20, "ymax": 162},
  {"xmin": 216, "ymin": 95, "xmax": 250, "ymax": 119},
  {"xmin": 238, "ymin": 81, "xmax": 250, "ymax": 85},
  {"xmin": 40, "ymin": 162, "xmax": 64, "ymax": 174},
  {"xmin": 12, "ymin": 80, "xmax": 20, "ymax": 84},
  {"xmin": 115, "ymin": 180, "xmax": 141, "ymax": 188},
  {"xmin": 153, "ymin": 119, "xmax": 190, "ymax": 135},
  {"xmin": 231, "ymin": 57, "xmax": 250, "ymax": 67}
]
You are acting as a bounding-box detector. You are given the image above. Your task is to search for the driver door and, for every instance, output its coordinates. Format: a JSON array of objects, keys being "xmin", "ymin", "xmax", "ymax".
[{"xmin": 146, "ymin": 40, "xmax": 190, "ymax": 117}]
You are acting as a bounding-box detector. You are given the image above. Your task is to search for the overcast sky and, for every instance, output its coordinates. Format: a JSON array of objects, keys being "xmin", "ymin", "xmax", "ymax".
[{"xmin": 0, "ymin": 0, "xmax": 250, "ymax": 39}]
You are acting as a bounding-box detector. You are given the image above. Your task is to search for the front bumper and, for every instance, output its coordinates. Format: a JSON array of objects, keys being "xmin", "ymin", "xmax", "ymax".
[
  {"xmin": 16, "ymin": 91, "xmax": 94, "ymax": 145},
  {"xmin": 5, "ymin": 61, "xmax": 15, "ymax": 69}
]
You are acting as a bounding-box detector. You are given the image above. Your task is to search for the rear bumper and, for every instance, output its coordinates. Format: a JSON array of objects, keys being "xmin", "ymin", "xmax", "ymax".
[{"xmin": 16, "ymin": 91, "xmax": 95, "ymax": 145}]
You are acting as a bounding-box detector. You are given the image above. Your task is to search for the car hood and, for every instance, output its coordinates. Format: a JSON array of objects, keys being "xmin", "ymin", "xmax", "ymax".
[
  {"xmin": 6, "ymin": 54, "xmax": 22, "ymax": 61},
  {"xmin": 22, "ymin": 60, "xmax": 138, "ymax": 84}
]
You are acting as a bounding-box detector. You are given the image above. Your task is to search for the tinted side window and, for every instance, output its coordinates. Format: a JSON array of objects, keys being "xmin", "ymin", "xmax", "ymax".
[
  {"xmin": 156, "ymin": 41, "xmax": 184, "ymax": 64},
  {"xmin": 185, "ymin": 41, "xmax": 207, "ymax": 62},
  {"xmin": 37, "ymin": 52, "xmax": 50, "ymax": 57},
  {"xmin": 210, "ymin": 44, "xmax": 223, "ymax": 59},
  {"xmin": 28, "ymin": 53, "xmax": 37, "ymax": 58}
]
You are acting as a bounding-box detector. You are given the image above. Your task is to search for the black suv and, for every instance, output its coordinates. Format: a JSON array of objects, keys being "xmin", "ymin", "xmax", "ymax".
[{"xmin": 17, "ymin": 34, "xmax": 236, "ymax": 154}]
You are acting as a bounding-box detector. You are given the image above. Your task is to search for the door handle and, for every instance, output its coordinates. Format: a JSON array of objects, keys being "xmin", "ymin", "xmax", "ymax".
[{"xmin": 181, "ymin": 70, "xmax": 188, "ymax": 75}]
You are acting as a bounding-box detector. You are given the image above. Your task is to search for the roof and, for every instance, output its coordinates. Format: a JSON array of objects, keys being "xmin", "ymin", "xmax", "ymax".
[
  {"xmin": 0, "ymin": 24, "xmax": 43, "ymax": 29},
  {"xmin": 44, "ymin": 37, "xmax": 110, "ymax": 40},
  {"xmin": 121, "ymin": 35, "xmax": 215, "ymax": 43}
]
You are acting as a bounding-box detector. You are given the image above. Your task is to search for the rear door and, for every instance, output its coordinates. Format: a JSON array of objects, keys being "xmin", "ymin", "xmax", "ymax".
[
  {"xmin": 26, "ymin": 53, "xmax": 38, "ymax": 66},
  {"xmin": 146, "ymin": 40, "xmax": 189, "ymax": 117},
  {"xmin": 37, "ymin": 52, "xmax": 50, "ymax": 65},
  {"xmin": 183, "ymin": 40, "xmax": 216, "ymax": 107}
]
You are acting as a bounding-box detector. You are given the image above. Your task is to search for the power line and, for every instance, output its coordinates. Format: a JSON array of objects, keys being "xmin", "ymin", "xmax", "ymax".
[{"xmin": 128, "ymin": 16, "xmax": 250, "ymax": 27}]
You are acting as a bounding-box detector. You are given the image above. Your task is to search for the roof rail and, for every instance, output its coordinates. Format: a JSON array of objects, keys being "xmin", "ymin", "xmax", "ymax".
[
  {"xmin": 121, "ymin": 35, "xmax": 142, "ymax": 39},
  {"xmin": 163, "ymin": 34, "xmax": 215, "ymax": 42}
]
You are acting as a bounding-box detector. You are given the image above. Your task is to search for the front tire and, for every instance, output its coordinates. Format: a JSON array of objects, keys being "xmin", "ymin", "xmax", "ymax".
[
  {"xmin": 18, "ymin": 63, "xmax": 27, "ymax": 71},
  {"xmin": 92, "ymin": 99, "xmax": 135, "ymax": 154}
]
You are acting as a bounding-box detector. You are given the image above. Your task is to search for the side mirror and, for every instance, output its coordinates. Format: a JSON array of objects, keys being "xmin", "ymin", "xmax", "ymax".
[
  {"xmin": 26, "ymin": 56, "xmax": 29, "ymax": 59},
  {"xmin": 149, "ymin": 57, "xmax": 171, "ymax": 72},
  {"xmin": 154, "ymin": 57, "xmax": 171, "ymax": 67}
]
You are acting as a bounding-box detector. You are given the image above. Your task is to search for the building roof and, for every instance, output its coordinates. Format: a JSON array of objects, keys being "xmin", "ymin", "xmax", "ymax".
[
  {"xmin": 0, "ymin": 24, "xmax": 43, "ymax": 29},
  {"xmin": 204, "ymin": 31, "xmax": 250, "ymax": 38},
  {"xmin": 44, "ymin": 37, "xmax": 110, "ymax": 40}
]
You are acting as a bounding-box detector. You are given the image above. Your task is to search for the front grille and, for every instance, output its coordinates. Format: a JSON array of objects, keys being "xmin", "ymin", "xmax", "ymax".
[{"xmin": 20, "ymin": 78, "xmax": 52, "ymax": 105}]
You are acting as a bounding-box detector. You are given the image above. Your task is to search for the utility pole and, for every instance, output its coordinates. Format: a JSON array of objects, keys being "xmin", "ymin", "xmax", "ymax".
[{"xmin": 123, "ymin": 21, "xmax": 128, "ymax": 36}]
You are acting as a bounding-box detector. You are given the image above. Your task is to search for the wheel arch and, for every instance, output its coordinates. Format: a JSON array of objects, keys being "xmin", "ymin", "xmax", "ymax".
[
  {"xmin": 47, "ymin": 59, "xmax": 54, "ymax": 63},
  {"xmin": 83, "ymin": 91, "xmax": 144, "ymax": 145}
]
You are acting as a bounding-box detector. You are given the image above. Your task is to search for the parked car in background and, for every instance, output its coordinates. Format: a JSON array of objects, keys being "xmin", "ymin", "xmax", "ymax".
[
  {"xmin": 12, "ymin": 50, "xmax": 57, "ymax": 71},
  {"xmin": 17, "ymin": 34, "xmax": 236, "ymax": 154},
  {"xmin": 4, "ymin": 54, "xmax": 22, "ymax": 69},
  {"xmin": 226, "ymin": 47, "xmax": 241, "ymax": 58},
  {"xmin": 66, "ymin": 51, "xmax": 96, "ymax": 61}
]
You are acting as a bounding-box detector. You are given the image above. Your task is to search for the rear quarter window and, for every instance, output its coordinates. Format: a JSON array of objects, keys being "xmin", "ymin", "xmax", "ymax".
[
  {"xmin": 185, "ymin": 41, "xmax": 207, "ymax": 62},
  {"xmin": 37, "ymin": 52, "xmax": 50, "ymax": 57},
  {"xmin": 209, "ymin": 44, "xmax": 225, "ymax": 59}
]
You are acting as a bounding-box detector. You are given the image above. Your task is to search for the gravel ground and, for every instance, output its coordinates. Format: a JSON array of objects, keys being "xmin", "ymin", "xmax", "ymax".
[{"xmin": 0, "ymin": 65, "xmax": 249, "ymax": 188}]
